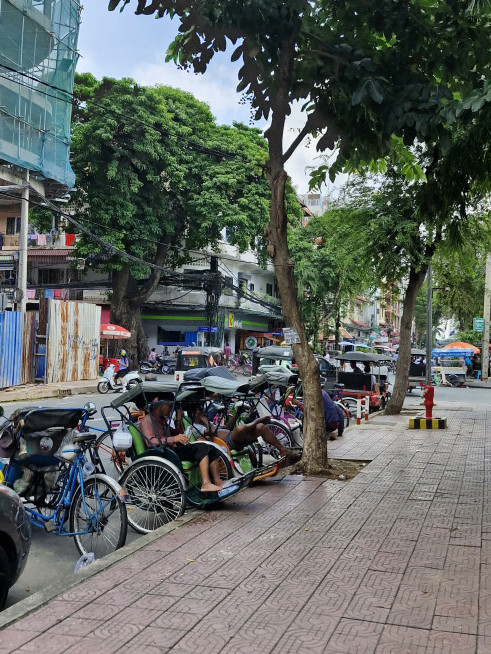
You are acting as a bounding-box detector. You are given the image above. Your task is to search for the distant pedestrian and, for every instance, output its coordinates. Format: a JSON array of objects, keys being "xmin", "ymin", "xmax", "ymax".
[{"xmin": 223, "ymin": 342, "xmax": 232, "ymax": 360}]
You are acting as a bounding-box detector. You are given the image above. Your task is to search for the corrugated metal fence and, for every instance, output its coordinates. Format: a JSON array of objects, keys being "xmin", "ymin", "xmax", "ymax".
[
  {"xmin": 46, "ymin": 300, "xmax": 100, "ymax": 383},
  {"xmin": 0, "ymin": 311, "xmax": 36, "ymax": 389}
]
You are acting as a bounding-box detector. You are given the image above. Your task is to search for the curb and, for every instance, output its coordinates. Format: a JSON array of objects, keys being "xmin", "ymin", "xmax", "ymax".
[
  {"xmin": 0, "ymin": 510, "xmax": 201, "ymax": 630},
  {"xmin": 0, "ymin": 384, "xmax": 98, "ymax": 405}
]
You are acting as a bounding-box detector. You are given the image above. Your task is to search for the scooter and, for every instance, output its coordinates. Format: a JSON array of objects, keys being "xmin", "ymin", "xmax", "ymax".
[{"xmin": 97, "ymin": 364, "xmax": 142, "ymax": 394}]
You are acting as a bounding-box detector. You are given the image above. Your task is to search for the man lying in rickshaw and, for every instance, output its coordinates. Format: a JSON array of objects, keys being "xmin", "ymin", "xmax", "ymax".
[
  {"xmin": 191, "ymin": 403, "xmax": 301, "ymax": 465},
  {"xmin": 139, "ymin": 396, "xmax": 224, "ymax": 493}
]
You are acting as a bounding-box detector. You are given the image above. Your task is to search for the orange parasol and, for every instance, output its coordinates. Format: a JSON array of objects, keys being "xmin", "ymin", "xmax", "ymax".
[{"xmin": 442, "ymin": 341, "xmax": 480, "ymax": 353}]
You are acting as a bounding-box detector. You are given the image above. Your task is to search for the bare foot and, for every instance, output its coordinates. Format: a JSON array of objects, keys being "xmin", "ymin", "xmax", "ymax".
[{"xmin": 201, "ymin": 482, "xmax": 222, "ymax": 492}]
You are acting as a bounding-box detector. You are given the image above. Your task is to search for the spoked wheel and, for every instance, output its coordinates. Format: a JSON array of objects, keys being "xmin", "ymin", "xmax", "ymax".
[
  {"xmin": 343, "ymin": 397, "xmax": 366, "ymax": 419},
  {"xmin": 227, "ymin": 359, "xmax": 237, "ymax": 372},
  {"xmin": 212, "ymin": 447, "xmax": 233, "ymax": 482},
  {"xmin": 260, "ymin": 421, "xmax": 293, "ymax": 460},
  {"xmin": 336, "ymin": 403, "xmax": 350, "ymax": 429},
  {"xmin": 97, "ymin": 380, "xmax": 110, "ymax": 394},
  {"xmin": 120, "ymin": 459, "xmax": 186, "ymax": 534},
  {"xmin": 95, "ymin": 431, "xmax": 134, "ymax": 479},
  {"xmin": 70, "ymin": 477, "xmax": 127, "ymax": 557}
]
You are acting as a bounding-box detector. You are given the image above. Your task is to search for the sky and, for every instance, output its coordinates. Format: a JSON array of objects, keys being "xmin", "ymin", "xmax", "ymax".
[{"xmin": 75, "ymin": 1, "xmax": 334, "ymax": 195}]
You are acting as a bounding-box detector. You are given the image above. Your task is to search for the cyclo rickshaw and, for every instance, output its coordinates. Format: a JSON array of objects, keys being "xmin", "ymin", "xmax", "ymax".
[
  {"xmin": 95, "ymin": 381, "xmax": 253, "ymax": 534},
  {"xmin": 332, "ymin": 351, "xmax": 392, "ymax": 413},
  {"xmin": 184, "ymin": 366, "xmax": 301, "ymax": 471}
]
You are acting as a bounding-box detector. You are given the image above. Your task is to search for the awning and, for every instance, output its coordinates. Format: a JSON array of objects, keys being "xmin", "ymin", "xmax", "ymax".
[{"xmin": 28, "ymin": 249, "xmax": 71, "ymax": 263}]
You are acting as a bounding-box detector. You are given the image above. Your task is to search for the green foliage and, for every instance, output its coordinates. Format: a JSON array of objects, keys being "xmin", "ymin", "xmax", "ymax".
[
  {"xmin": 453, "ymin": 329, "xmax": 481, "ymax": 345},
  {"xmin": 288, "ymin": 212, "xmax": 371, "ymax": 342},
  {"xmin": 69, "ymin": 75, "xmax": 271, "ymax": 276},
  {"xmin": 432, "ymin": 215, "xmax": 491, "ymax": 330},
  {"xmin": 110, "ymin": 0, "xmax": 490, "ymax": 183}
]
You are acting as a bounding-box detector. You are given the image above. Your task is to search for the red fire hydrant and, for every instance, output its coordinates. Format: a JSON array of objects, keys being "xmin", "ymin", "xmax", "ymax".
[{"xmin": 423, "ymin": 384, "xmax": 434, "ymax": 418}]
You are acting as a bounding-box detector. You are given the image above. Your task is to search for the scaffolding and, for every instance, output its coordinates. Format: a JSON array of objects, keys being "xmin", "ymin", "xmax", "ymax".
[{"xmin": 0, "ymin": 0, "xmax": 81, "ymax": 188}]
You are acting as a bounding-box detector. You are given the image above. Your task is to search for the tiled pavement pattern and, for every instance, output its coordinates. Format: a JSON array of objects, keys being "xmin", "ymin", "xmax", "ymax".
[{"xmin": 1, "ymin": 401, "xmax": 490, "ymax": 653}]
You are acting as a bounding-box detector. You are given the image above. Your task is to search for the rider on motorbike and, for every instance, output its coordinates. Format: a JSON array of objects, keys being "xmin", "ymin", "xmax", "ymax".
[
  {"xmin": 115, "ymin": 350, "xmax": 130, "ymax": 386},
  {"xmin": 148, "ymin": 348, "xmax": 159, "ymax": 369}
]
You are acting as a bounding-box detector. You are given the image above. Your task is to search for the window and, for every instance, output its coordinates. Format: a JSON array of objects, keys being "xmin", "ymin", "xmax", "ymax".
[
  {"xmin": 249, "ymin": 283, "xmax": 255, "ymax": 291},
  {"xmin": 38, "ymin": 268, "xmax": 64, "ymax": 285},
  {"xmin": 266, "ymin": 283, "xmax": 273, "ymax": 296},
  {"xmin": 6, "ymin": 217, "xmax": 21, "ymax": 235}
]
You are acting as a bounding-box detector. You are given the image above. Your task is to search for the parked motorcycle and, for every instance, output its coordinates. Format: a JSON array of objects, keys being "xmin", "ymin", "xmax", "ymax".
[
  {"xmin": 139, "ymin": 356, "xmax": 176, "ymax": 375},
  {"xmin": 97, "ymin": 364, "xmax": 142, "ymax": 394}
]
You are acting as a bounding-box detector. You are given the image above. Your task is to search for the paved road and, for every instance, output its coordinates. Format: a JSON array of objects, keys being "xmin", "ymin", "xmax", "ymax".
[{"xmin": 2, "ymin": 372, "xmax": 489, "ymax": 610}]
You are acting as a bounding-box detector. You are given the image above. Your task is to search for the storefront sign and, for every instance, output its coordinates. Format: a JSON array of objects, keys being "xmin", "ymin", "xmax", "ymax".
[{"xmin": 228, "ymin": 313, "xmax": 234, "ymax": 328}]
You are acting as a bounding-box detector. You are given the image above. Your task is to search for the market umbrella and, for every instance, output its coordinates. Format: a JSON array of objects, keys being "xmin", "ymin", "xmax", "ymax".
[
  {"xmin": 442, "ymin": 341, "xmax": 480, "ymax": 353},
  {"xmin": 100, "ymin": 323, "xmax": 131, "ymax": 357}
]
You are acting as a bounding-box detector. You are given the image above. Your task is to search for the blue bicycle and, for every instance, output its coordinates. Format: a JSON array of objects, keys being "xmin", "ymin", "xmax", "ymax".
[{"xmin": 0, "ymin": 405, "xmax": 127, "ymax": 557}]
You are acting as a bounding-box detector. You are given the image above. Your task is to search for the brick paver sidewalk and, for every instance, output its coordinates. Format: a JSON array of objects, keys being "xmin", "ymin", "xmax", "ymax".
[{"xmin": 1, "ymin": 402, "xmax": 490, "ymax": 653}]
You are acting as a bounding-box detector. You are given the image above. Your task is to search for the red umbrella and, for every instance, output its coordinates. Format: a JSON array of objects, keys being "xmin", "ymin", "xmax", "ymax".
[
  {"xmin": 100, "ymin": 324, "xmax": 131, "ymax": 339},
  {"xmin": 100, "ymin": 324, "xmax": 131, "ymax": 356}
]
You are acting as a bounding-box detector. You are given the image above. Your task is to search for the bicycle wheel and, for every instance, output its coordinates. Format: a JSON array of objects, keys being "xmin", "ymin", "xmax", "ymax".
[
  {"xmin": 70, "ymin": 477, "xmax": 127, "ymax": 558},
  {"xmin": 216, "ymin": 448, "xmax": 234, "ymax": 481},
  {"xmin": 95, "ymin": 431, "xmax": 134, "ymax": 479},
  {"xmin": 335, "ymin": 402, "xmax": 350, "ymax": 429},
  {"xmin": 343, "ymin": 397, "xmax": 365, "ymax": 419},
  {"xmin": 227, "ymin": 359, "xmax": 237, "ymax": 372},
  {"xmin": 120, "ymin": 459, "xmax": 186, "ymax": 534},
  {"xmin": 261, "ymin": 421, "xmax": 293, "ymax": 459}
]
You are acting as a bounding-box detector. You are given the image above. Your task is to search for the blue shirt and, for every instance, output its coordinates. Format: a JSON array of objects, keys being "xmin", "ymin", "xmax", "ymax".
[{"xmin": 322, "ymin": 390, "xmax": 340, "ymax": 425}]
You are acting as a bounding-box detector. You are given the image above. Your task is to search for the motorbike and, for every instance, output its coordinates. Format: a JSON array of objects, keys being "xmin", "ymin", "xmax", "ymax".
[
  {"xmin": 139, "ymin": 356, "xmax": 176, "ymax": 375},
  {"xmin": 97, "ymin": 364, "xmax": 142, "ymax": 394}
]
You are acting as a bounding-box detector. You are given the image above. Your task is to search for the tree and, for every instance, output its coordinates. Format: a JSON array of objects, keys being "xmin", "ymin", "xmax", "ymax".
[
  {"xmin": 70, "ymin": 74, "xmax": 271, "ymax": 362},
  {"xmin": 432, "ymin": 231, "xmax": 490, "ymax": 332},
  {"xmin": 109, "ymin": 0, "xmax": 488, "ymax": 472},
  {"xmin": 288, "ymin": 212, "xmax": 371, "ymax": 346}
]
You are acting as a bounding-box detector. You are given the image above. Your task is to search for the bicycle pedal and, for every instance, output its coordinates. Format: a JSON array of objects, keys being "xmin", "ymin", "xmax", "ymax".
[{"xmin": 44, "ymin": 520, "xmax": 57, "ymax": 532}]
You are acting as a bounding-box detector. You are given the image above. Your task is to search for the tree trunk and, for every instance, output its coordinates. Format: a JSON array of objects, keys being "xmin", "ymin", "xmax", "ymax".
[
  {"xmin": 264, "ymin": 163, "xmax": 328, "ymax": 474},
  {"xmin": 385, "ymin": 266, "xmax": 428, "ymax": 415}
]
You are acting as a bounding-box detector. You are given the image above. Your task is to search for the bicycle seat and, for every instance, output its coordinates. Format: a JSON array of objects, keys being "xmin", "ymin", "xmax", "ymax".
[{"xmin": 72, "ymin": 433, "xmax": 98, "ymax": 445}]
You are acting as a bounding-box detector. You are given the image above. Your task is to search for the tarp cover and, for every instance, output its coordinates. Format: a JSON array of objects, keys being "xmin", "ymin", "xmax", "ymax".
[
  {"xmin": 200, "ymin": 377, "xmax": 249, "ymax": 396},
  {"xmin": 183, "ymin": 366, "xmax": 235, "ymax": 381},
  {"xmin": 110, "ymin": 381, "xmax": 179, "ymax": 409}
]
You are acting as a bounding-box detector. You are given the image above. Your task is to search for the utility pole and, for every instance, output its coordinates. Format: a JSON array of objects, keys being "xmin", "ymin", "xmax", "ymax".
[
  {"xmin": 425, "ymin": 265, "xmax": 432, "ymax": 386},
  {"xmin": 17, "ymin": 169, "xmax": 29, "ymax": 312},
  {"xmin": 482, "ymin": 253, "xmax": 491, "ymax": 382}
]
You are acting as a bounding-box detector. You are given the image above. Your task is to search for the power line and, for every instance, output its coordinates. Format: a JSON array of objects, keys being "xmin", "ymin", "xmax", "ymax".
[
  {"xmin": 0, "ymin": 187, "xmax": 281, "ymax": 312},
  {"xmin": 0, "ymin": 64, "xmax": 263, "ymax": 164}
]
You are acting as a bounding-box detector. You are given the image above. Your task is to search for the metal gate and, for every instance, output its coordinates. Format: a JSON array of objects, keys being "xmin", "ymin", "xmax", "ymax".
[{"xmin": 46, "ymin": 300, "xmax": 101, "ymax": 383}]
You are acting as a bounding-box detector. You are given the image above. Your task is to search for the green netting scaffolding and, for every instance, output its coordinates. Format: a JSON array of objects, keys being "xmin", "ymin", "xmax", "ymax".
[{"xmin": 0, "ymin": 0, "xmax": 81, "ymax": 188}]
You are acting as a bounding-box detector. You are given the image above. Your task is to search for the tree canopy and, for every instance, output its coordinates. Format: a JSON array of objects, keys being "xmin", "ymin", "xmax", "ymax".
[
  {"xmin": 70, "ymin": 73, "xmax": 274, "ymax": 357},
  {"xmin": 288, "ymin": 212, "xmax": 371, "ymax": 346},
  {"xmin": 108, "ymin": 0, "xmax": 491, "ymax": 470}
]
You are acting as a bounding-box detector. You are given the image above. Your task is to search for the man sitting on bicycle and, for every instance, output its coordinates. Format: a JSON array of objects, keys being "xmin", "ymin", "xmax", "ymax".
[
  {"xmin": 192, "ymin": 404, "xmax": 300, "ymax": 465},
  {"xmin": 139, "ymin": 398, "xmax": 224, "ymax": 494}
]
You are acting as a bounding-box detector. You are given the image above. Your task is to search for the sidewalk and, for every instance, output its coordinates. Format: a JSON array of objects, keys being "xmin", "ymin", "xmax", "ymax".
[
  {"xmin": 1, "ymin": 401, "xmax": 489, "ymax": 653},
  {"xmin": 0, "ymin": 380, "xmax": 98, "ymax": 404}
]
